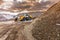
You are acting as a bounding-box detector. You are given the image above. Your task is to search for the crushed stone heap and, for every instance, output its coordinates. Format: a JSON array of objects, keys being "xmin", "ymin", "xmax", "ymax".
[{"xmin": 24, "ymin": 1, "xmax": 60, "ymax": 40}]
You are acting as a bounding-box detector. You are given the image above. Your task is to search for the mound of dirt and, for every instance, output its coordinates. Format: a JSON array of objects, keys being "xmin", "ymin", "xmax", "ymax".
[{"xmin": 24, "ymin": 1, "xmax": 60, "ymax": 40}]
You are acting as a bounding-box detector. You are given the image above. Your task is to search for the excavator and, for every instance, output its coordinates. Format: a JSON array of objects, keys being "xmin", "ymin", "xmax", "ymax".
[{"xmin": 14, "ymin": 13, "xmax": 34, "ymax": 21}]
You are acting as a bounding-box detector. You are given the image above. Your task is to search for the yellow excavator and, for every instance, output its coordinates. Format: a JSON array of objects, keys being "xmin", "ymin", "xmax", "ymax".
[{"xmin": 14, "ymin": 13, "xmax": 34, "ymax": 21}]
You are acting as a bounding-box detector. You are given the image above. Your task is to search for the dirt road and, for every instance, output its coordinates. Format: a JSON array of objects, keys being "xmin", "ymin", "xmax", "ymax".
[{"xmin": 0, "ymin": 21, "xmax": 31, "ymax": 40}]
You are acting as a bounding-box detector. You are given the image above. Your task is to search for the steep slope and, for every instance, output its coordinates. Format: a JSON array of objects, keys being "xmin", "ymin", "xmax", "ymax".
[{"xmin": 24, "ymin": 1, "xmax": 60, "ymax": 40}]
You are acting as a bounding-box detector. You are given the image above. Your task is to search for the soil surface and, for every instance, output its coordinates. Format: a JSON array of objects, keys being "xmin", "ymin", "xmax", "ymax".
[
  {"xmin": 0, "ymin": 1, "xmax": 60, "ymax": 40},
  {"xmin": 24, "ymin": 1, "xmax": 60, "ymax": 40}
]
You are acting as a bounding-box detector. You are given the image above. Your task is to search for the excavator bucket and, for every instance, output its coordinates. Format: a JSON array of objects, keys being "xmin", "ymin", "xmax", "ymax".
[{"xmin": 14, "ymin": 13, "xmax": 34, "ymax": 22}]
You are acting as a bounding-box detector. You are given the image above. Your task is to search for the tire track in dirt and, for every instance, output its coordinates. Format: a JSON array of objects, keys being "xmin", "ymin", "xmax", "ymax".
[
  {"xmin": 0, "ymin": 24, "xmax": 13, "ymax": 37},
  {"xmin": 0, "ymin": 27, "xmax": 13, "ymax": 40},
  {"xmin": 5, "ymin": 22, "xmax": 31, "ymax": 40},
  {"xmin": 0, "ymin": 21, "xmax": 31, "ymax": 40},
  {"xmin": 5, "ymin": 23, "xmax": 24, "ymax": 40},
  {"xmin": 0, "ymin": 23, "xmax": 17, "ymax": 40}
]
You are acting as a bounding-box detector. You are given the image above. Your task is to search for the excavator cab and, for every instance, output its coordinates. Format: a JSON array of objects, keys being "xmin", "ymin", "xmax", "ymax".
[
  {"xmin": 14, "ymin": 13, "xmax": 35, "ymax": 22},
  {"xmin": 19, "ymin": 13, "xmax": 33, "ymax": 21}
]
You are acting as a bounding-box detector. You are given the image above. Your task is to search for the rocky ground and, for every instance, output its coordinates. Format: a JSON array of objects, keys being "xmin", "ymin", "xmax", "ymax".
[
  {"xmin": 24, "ymin": 1, "xmax": 60, "ymax": 40},
  {"xmin": 0, "ymin": 1, "xmax": 60, "ymax": 40}
]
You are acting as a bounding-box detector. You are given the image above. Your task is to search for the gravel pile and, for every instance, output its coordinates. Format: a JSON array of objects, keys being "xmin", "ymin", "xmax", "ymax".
[{"xmin": 24, "ymin": 1, "xmax": 60, "ymax": 40}]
